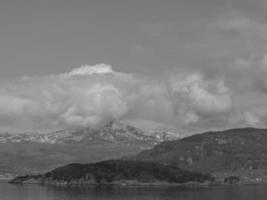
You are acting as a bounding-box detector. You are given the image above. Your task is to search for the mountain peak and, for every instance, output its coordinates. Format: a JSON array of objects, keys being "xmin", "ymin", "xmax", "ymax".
[{"xmin": 0, "ymin": 121, "xmax": 179, "ymax": 146}]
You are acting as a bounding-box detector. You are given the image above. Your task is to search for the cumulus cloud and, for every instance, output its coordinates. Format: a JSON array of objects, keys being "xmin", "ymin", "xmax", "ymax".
[
  {"xmin": 0, "ymin": 64, "xmax": 135, "ymax": 131},
  {"xmin": 4, "ymin": 61, "xmax": 267, "ymax": 134},
  {"xmin": 62, "ymin": 64, "xmax": 132, "ymax": 79},
  {"xmin": 0, "ymin": 63, "xmax": 241, "ymax": 134},
  {"xmin": 169, "ymin": 72, "xmax": 232, "ymax": 125},
  {"xmin": 223, "ymin": 48, "xmax": 267, "ymax": 129},
  {"xmin": 60, "ymin": 84, "xmax": 128, "ymax": 127},
  {"xmin": 67, "ymin": 64, "xmax": 114, "ymax": 75},
  {"xmin": 6, "ymin": 61, "xmax": 267, "ymax": 134}
]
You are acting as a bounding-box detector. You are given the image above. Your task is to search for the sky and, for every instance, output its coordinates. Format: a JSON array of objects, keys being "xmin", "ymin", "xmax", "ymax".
[{"xmin": 1, "ymin": 0, "xmax": 267, "ymax": 134}]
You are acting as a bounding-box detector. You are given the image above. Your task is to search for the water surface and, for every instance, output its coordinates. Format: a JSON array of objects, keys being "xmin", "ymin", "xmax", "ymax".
[{"xmin": 1, "ymin": 180, "xmax": 267, "ymax": 200}]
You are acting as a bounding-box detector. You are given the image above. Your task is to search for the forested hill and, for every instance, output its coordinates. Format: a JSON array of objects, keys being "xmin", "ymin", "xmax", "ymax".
[
  {"xmin": 9, "ymin": 160, "xmax": 213, "ymax": 185},
  {"xmin": 136, "ymin": 128, "xmax": 267, "ymax": 173}
]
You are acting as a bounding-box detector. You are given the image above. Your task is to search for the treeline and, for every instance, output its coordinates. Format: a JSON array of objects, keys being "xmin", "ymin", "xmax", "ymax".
[
  {"xmin": 136, "ymin": 128, "xmax": 267, "ymax": 173},
  {"xmin": 10, "ymin": 160, "xmax": 214, "ymax": 185},
  {"xmin": 44, "ymin": 160, "xmax": 213, "ymax": 184}
]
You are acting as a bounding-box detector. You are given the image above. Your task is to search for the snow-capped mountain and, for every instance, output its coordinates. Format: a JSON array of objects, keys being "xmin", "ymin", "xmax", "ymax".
[{"xmin": 0, "ymin": 121, "xmax": 179, "ymax": 146}]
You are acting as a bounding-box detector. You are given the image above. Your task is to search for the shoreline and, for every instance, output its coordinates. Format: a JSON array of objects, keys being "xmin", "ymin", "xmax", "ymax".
[{"xmin": 7, "ymin": 179, "xmax": 267, "ymax": 187}]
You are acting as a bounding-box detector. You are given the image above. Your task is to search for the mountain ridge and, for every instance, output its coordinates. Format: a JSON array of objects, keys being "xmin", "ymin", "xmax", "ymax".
[
  {"xmin": 0, "ymin": 121, "xmax": 179, "ymax": 176},
  {"xmin": 0, "ymin": 121, "xmax": 178, "ymax": 145}
]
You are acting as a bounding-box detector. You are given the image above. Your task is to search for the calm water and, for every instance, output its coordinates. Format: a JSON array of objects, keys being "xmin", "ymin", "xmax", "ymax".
[{"xmin": 1, "ymin": 180, "xmax": 267, "ymax": 200}]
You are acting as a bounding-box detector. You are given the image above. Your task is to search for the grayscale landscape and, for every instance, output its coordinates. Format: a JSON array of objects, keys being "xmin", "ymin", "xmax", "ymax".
[{"xmin": 1, "ymin": 0, "xmax": 267, "ymax": 199}]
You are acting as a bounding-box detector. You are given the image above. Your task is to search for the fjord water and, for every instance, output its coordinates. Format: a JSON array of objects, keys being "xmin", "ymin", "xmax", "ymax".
[{"xmin": 1, "ymin": 180, "xmax": 267, "ymax": 200}]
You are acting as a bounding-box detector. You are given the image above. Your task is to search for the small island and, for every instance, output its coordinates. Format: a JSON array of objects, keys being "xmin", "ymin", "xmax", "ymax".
[{"xmin": 9, "ymin": 160, "xmax": 214, "ymax": 186}]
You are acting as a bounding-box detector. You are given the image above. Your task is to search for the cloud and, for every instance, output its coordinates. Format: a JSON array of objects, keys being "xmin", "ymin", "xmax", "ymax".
[
  {"xmin": 223, "ymin": 49, "xmax": 267, "ymax": 128},
  {"xmin": 216, "ymin": 17, "xmax": 253, "ymax": 31},
  {"xmin": 62, "ymin": 64, "xmax": 131, "ymax": 79},
  {"xmin": 169, "ymin": 72, "xmax": 232, "ymax": 123},
  {"xmin": 60, "ymin": 84, "xmax": 128, "ymax": 127},
  {"xmin": 231, "ymin": 56, "xmax": 255, "ymax": 70},
  {"xmin": 260, "ymin": 52, "xmax": 267, "ymax": 71},
  {"xmin": 229, "ymin": 50, "xmax": 267, "ymax": 92},
  {"xmin": 3, "ymin": 60, "xmax": 267, "ymax": 134},
  {"xmin": 213, "ymin": 16, "xmax": 267, "ymax": 40},
  {"xmin": 243, "ymin": 112, "xmax": 260, "ymax": 126},
  {"xmin": 9, "ymin": 58, "xmax": 267, "ymax": 134},
  {"xmin": 0, "ymin": 64, "xmax": 134, "ymax": 131},
  {"xmin": 67, "ymin": 64, "xmax": 114, "ymax": 76},
  {"xmin": 0, "ymin": 64, "xmax": 236, "ymax": 134}
]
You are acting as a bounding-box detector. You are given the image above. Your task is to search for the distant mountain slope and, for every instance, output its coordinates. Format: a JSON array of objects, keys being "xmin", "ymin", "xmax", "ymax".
[
  {"xmin": 10, "ymin": 160, "xmax": 213, "ymax": 185},
  {"xmin": 0, "ymin": 121, "xmax": 179, "ymax": 176},
  {"xmin": 136, "ymin": 128, "xmax": 267, "ymax": 174},
  {"xmin": 0, "ymin": 121, "xmax": 177, "ymax": 146}
]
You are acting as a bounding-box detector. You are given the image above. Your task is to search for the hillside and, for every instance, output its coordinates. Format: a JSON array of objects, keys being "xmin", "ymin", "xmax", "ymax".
[
  {"xmin": 9, "ymin": 160, "xmax": 213, "ymax": 185},
  {"xmin": 0, "ymin": 121, "xmax": 177, "ymax": 145},
  {"xmin": 0, "ymin": 121, "xmax": 178, "ymax": 176},
  {"xmin": 0, "ymin": 142, "xmax": 143, "ymax": 176},
  {"xmin": 136, "ymin": 128, "xmax": 267, "ymax": 182}
]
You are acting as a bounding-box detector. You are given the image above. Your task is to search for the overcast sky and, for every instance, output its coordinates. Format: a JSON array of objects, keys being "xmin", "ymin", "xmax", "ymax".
[{"xmin": 1, "ymin": 0, "xmax": 267, "ymax": 134}]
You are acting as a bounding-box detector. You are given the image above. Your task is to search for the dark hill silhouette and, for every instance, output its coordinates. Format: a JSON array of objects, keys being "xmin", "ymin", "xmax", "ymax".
[{"xmin": 9, "ymin": 160, "xmax": 213, "ymax": 185}]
